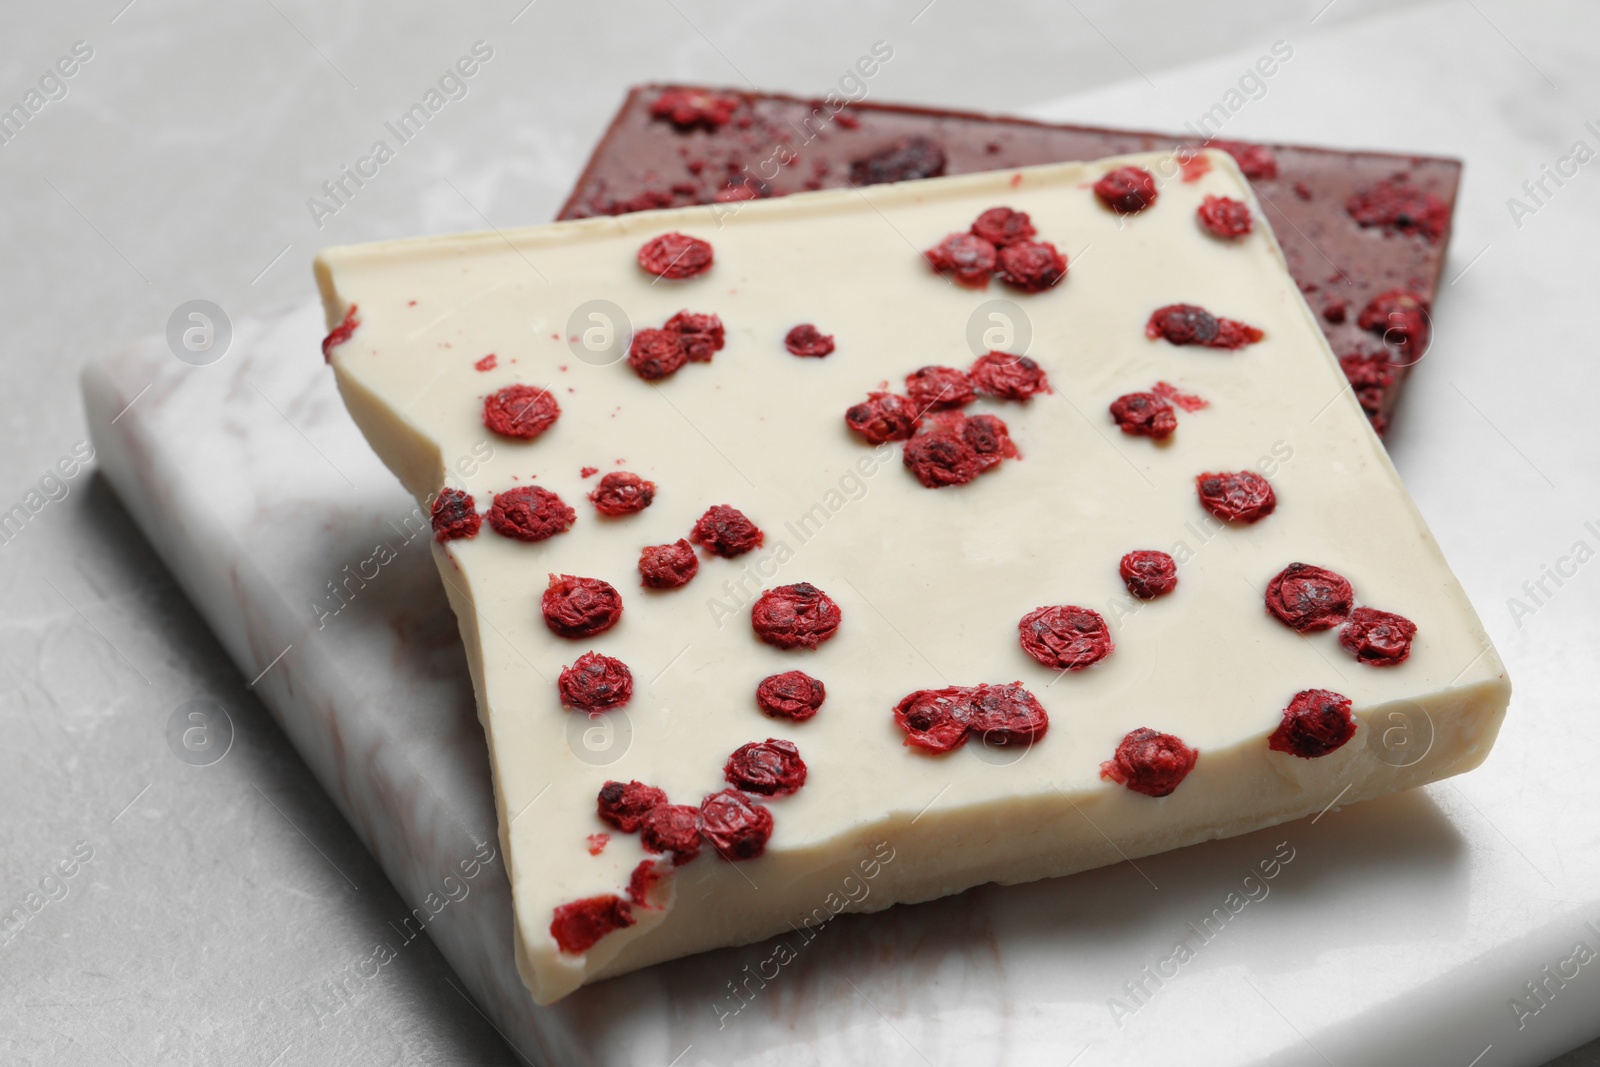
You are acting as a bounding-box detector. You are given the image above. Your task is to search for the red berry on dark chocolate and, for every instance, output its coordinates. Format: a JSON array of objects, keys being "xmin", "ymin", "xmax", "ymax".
[
  {"xmin": 1358, "ymin": 289, "xmax": 1430, "ymax": 362},
  {"xmin": 784, "ymin": 324, "xmax": 835, "ymax": 358},
  {"xmin": 649, "ymin": 87, "xmax": 741, "ymax": 130},
  {"xmin": 1120, "ymin": 551, "xmax": 1178, "ymax": 599},
  {"xmin": 1346, "ymin": 175, "xmax": 1448, "ymax": 241},
  {"xmin": 750, "ymin": 583, "xmax": 841, "ymax": 650},
  {"xmin": 1195, "ymin": 471, "xmax": 1276, "ymax": 524},
  {"xmin": 924, "ymin": 232, "xmax": 997, "ymax": 287},
  {"xmin": 487, "ymin": 486, "xmax": 576, "ymax": 542},
  {"xmin": 755, "ymin": 671, "xmax": 826, "ymax": 721},
  {"xmin": 558, "ymin": 652, "xmax": 634, "ymax": 712},
  {"xmin": 664, "ymin": 310, "xmax": 725, "ymax": 362},
  {"xmin": 689, "ymin": 504, "xmax": 764, "ymax": 558},
  {"xmin": 1269, "ymin": 689, "xmax": 1357, "ymax": 758},
  {"xmin": 639, "ymin": 539, "xmax": 699, "ymax": 589},
  {"xmin": 637, "ymin": 232, "xmax": 713, "ymax": 279},
  {"xmin": 724, "ymin": 738, "xmax": 807, "ymax": 796},
  {"xmin": 1339, "ymin": 607, "xmax": 1417, "ymax": 666},
  {"xmin": 849, "ymin": 137, "xmax": 946, "ymax": 185},
  {"xmin": 1339, "ymin": 353, "xmax": 1396, "ymax": 415},
  {"xmin": 541, "ymin": 574, "xmax": 623, "ymax": 638},
  {"xmin": 905, "ymin": 366, "xmax": 975, "ymax": 411},
  {"xmin": 1018, "ymin": 605, "xmax": 1114, "ymax": 671},
  {"xmin": 969, "ymin": 351, "xmax": 1050, "ymax": 400},
  {"xmin": 902, "ymin": 430, "xmax": 983, "ymax": 488},
  {"xmin": 550, "ymin": 895, "xmax": 634, "ymax": 955},
  {"xmin": 1197, "ymin": 194, "xmax": 1252, "ymax": 238},
  {"xmin": 431, "ymin": 487, "xmax": 480, "ymax": 542},
  {"xmin": 1264, "ymin": 563, "xmax": 1354, "ymax": 633},
  {"xmin": 482, "ymin": 383, "xmax": 561, "ymax": 440},
  {"xmin": 846, "ymin": 392, "xmax": 922, "ymax": 443},
  {"xmin": 627, "ymin": 328, "xmax": 689, "ymax": 381},
  {"xmin": 1210, "ymin": 140, "xmax": 1279, "ymax": 180},
  {"xmin": 994, "ymin": 240, "xmax": 1067, "ymax": 292},
  {"xmin": 1101, "ymin": 728, "xmax": 1198, "ymax": 797},
  {"xmin": 970, "ymin": 206, "xmax": 1037, "ymax": 247},
  {"xmin": 1094, "ymin": 166, "xmax": 1159, "ymax": 214},
  {"xmin": 589, "ymin": 471, "xmax": 655, "ymax": 517},
  {"xmin": 698, "ymin": 789, "xmax": 773, "ymax": 861},
  {"xmin": 1110, "ymin": 392, "xmax": 1177, "ymax": 439},
  {"xmin": 597, "ymin": 779, "xmax": 667, "ymax": 833},
  {"xmin": 641, "ymin": 803, "xmax": 703, "ymax": 862}
]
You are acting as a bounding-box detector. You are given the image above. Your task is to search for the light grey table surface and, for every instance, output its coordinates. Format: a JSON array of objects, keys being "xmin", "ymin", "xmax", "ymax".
[{"xmin": 2, "ymin": 1, "xmax": 1596, "ymax": 1064}]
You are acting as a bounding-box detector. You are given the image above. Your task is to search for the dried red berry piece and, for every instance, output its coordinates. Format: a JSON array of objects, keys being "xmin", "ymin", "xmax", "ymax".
[
  {"xmin": 1120, "ymin": 551, "xmax": 1178, "ymax": 599},
  {"xmin": 558, "ymin": 652, "xmax": 634, "ymax": 712},
  {"xmin": 431, "ymin": 488, "xmax": 480, "ymax": 542},
  {"xmin": 487, "ymin": 486, "xmax": 576, "ymax": 542},
  {"xmin": 550, "ymin": 895, "xmax": 634, "ymax": 955},
  {"xmin": 1100, "ymin": 728, "xmax": 1198, "ymax": 798},
  {"xmin": 1094, "ymin": 166, "xmax": 1159, "ymax": 214},
  {"xmin": 640, "ymin": 803, "xmax": 703, "ymax": 861},
  {"xmin": 627, "ymin": 328, "xmax": 689, "ymax": 381},
  {"xmin": 1346, "ymin": 176, "xmax": 1448, "ymax": 242},
  {"xmin": 589, "ymin": 471, "xmax": 655, "ymax": 516},
  {"xmin": 689, "ymin": 504, "xmax": 764, "ymax": 558},
  {"xmin": 966, "ymin": 682, "xmax": 1049, "ymax": 746},
  {"xmin": 663, "ymin": 310, "xmax": 725, "ymax": 362},
  {"xmin": 1339, "ymin": 353, "xmax": 1395, "ymax": 415},
  {"xmin": 1110, "ymin": 392, "xmax": 1177, "ymax": 439},
  {"xmin": 627, "ymin": 859, "xmax": 664, "ymax": 905},
  {"xmin": 751, "ymin": 583, "xmax": 842, "ymax": 650},
  {"xmin": 849, "ymin": 137, "xmax": 946, "ymax": 185},
  {"xmin": 587, "ymin": 833, "xmax": 609, "ymax": 856},
  {"xmin": 905, "ymin": 366, "xmax": 975, "ymax": 411},
  {"xmin": 1018, "ymin": 605, "xmax": 1114, "ymax": 671},
  {"xmin": 541, "ymin": 574, "xmax": 624, "ymax": 638},
  {"xmin": 845, "ymin": 392, "xmax": 922, "ymax": 443},
  {"xmin": 1213, "ymin": 318, "xmax": 1265, "ymax": 349},
  {"xmin": 961, "ymin": 413, "xmax": 1019, "ymax": 471},
  {"xmin": 639, "ymin": 539, "xmax": 699, "ymax": 589},
  {"xmin": 1265, "ymin": 563, "xmax": 1354, "ymax": 633},
  {"xmin": 474, "ymin": 354, "xmax": 497, "ymax": 372},
  {"xmin": 1195, "ymin": 471, "xmax": 1277, "ymax": 524},
  {"xmin": 597, "ymin": 780, "xmax": 668, "ymax": 833},
  {"xmin": 995, "ymin": 240, "xmax": 1067, "ymax": 293},
  {"xmin": 755, "ymin": 671, "xmax": 826, "ymax": 722},
  {"xmin": 1339, "ymin": 607, "xmax": 1418, "ymax": 666},
  {"xmin": 1146, "ymin": 304, "xmax": 1263, "ymax": 349},
  {"xmin": 970, "ymin": 206, "xmax": 1037, "ymax": 247},
  {"xmin": 894, "ymin": 687, "xmax": 974, "ymax": 753},
  {"xmin": 1269, "ymin": 689, "xmax": 1357, "ymax": 758},
  {"xmin": 321, "ymin": 304, "xmax": 359, "ymax": 362},
  {"xmin": 969, "ymin": 351, "xmax": 1050, "ymax": 400},
  {"xmin": 637, "ymin": 232, "xmax": 713, "ymax": 280},
  {"xmin": 924, "ymin": 232, "xmax": 998, "ymax": 287},
  {"xmin": 649, "ymin": 87, "xmax": 741, "ymax": 130},
  {"xmin": 1210, "ymin": 140, "xmax": 1279, "ymax": 181},
  {"xmin": 1197, "ymin": 194, "xmax": 1252, "ymax": 238},
  {"xmin": 784, "ymin": 324, "xmax": 835, "ymax": 358},
  {"xmin": 1358, "ymin": 289, "xmax": 1430, "ymax": 361},
  {"xmin": 698, "ymin": 789, "xmax": 773, "ymax": 860},
  {"xmin": 724, "ymin": 738, "xmax": 807, "ymax": 797},
  {"xmin": 482, "ymin": 384, "xmax": 561, "ymax": 440},
  {"xmin": 1152, "ymin": 380, "xmax": 1209, "ymax": 412},
  {"xmin": 903, "ymin": 430, "xmax": 983, "ymax": 489}
]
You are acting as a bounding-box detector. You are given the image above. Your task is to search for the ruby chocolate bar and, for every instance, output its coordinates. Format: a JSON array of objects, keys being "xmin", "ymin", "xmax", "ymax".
[{"xmin": 559, "ymin": 86, "xmax": 1462, "ymax": 436}]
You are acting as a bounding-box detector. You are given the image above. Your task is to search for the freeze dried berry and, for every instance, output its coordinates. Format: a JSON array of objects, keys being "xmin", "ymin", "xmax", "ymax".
[
  {"xmin": 903, "ymin": 430, "xmax": 983, "ymax": 488},
  {"xmin": 637, "ymin": 232, "xmax": 713, "ymax": 279},
  {"xmin": 487, "ymin": 486, "xmax": 575, "ymax": 542},
  {"xmin": 924, "ymin": 232, "xmax": 997, "ymax": 287},
  {"xmin": 627, "ymin": 328, "xmax": 689, "ymax": 381},
  {"xmin": 849, "ymin": 136, "xmax": 946, "ymax": 185},
  {"xmin": 755, "ymin": 671, "xmax": 826, "ymax": 722},
  {"xmin": 1110, "ymin": 392, "xmax": 1177, "ymax": 439},
  {"xmin": 894, "ymin": 687, "xmax": 974, "ymax": 753},
  {"xmin": 1146, "ymin": 304, "xmax": 1263, "ymax": 349},
  {"xmin": 966, "ymin": 683, "xmax": 1049, "ymax": 747},
  {"xmin": 1094, "ymin": 166, "xmax": 1159, "ymax": 214},
  {"xmin": 698, "ymin": 789, "xmax": 773, "ymax": 860},
  {"xmin": 596, "ymin": 780, "xmax": 668, "ymax": 833},
  {"xmin": 664, "ymin": 310, "xmax": 725, "ymax": 362},
  {"xmin": 784, "ymin": 324, "xmax": 835, "ymax": 358},
  {"xmin": 587, "ymin": 833, "xmax": 609, "ymax": 856},
  {"xmin": 689, "ymin": 504, "xmax": 764, "ymax": 558},
  {"xmin": 541, "ymin": 574, "xmax": 624, "ymax": 638},
  {"xmin": 995, "ymin": 240, "xmax": 1067, "ymax": 292},
  {"xmin": 1265, "ymin": 563, "xmax": 1354, "ymax": 633},
  {"xmin": 1346, "ymin": 176, "xmax": 1448, "ymax": 241},
  {"xmin": 751, "ymin": 583, "xmax": 842, "ymax": 650},
  {"xmin": 724, "ymin": 738, "xmax": 807, "ymax": 796},
  {"xmin": 640, "ymin": 804, "xmax": 703, "ymax": 862},
  {"xmin": 1018, "ymin": 605, "xmax": 1114, "ymax": 671},
  {"xmin": 1195, "ymin": 471, "xmax": 1277, "ymax": 524},
  {"xmin": 961, "ymin": 413, "xmax": 1019, "ymax": 471},
  {"xmin": 627, "ymin": 860, "xmax": 664, "ymax": 905},
  {"xmin": 474, "ymin": 354, "xmax": 497, "ymax": 372},
  {"xmin": 1152, "ymin": 380, "xmax": 1209, "ymax": 412},
  {"xmin": 905, "ymin": 366, "xmax": 975, "ymax": 411},
  {"xmin": 1197, "ymin": 194, "xmax": 1252, "ymax": 238},
  {"xmin": 970, "ymin": 206, "xmax": 1037, "ymax": 247},
  {"xmin": 649, "ymin": 87, "xmax": 741, "ymax": 130},
  {"xmin": 1358, "ymin": 289, "xmax": 1430, "ymax": 361},
  {"xmin": 969, "ymin": 351, "xmax": 1050, "ymax": 399},
  {"xmin": 1269, "ymin": 689, "xmax": 1357, "ymax": 758},
  {"xmin": 321, "ymin": 304, "xmax": 359, "ymax": 361},
  {"xmin": 1120, "ymin": 550, "xmax": 1178, "ymax": 599},
  {"xmin": 482, "ymin": 384, "xmax": 561, "ymax": 440},
  {"xmin": 431, "ymin": 487, "xmax": 480, "ymax": 542},
  {"xmin": 845, "ymin": 392, "xmax": 922, "ymax": 443},
  {"xmin": 1339, "ymin": 607, "xmax": 1418, "ymax": 666},
  {"xmin": 1100, "ymin": 728, "xmax": 1198, "ymax": 798},
  {"xmin": 550, "ymin": 895, "xmax": 634, "ymax": 955},
  {"xmin": 1339, "ymin": 353, "xmax": 1395, "ymax": 415},
  {"xmin": 639, "ymin": 539, "xmax": 699, "ymax": 589},
  {"xmin": 1210, "ymin": 140, "xmax": 1278, "ymax": 181},
  {"xmin": 558, "ymin": 652, "xmax": 634, "ymax": 712},
  {"xmin": 589, "ymin": 471, "xmax": 655, "ymax": 516}
]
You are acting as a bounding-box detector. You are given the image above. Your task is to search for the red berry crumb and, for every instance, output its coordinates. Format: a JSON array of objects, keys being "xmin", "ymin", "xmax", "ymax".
[
  {"xmin": 1265, "ymin": 563, "xmax": 1354, "ymax": 633},
  {"xmin": 724, "ymin": 738, "xmax": 807, "ymax": 796},
  {"xmin": 846, "ymin": 392, "xmax": 922, "ymax": 443},
  {"xmin": 1101, "ymin": 728, "xmax": 1198, "ymax": 797},
  {"xmin": 596, "ymin": 779, "xmax": 668, "ymax": 833},
  {"xmin": 649, "ymin": 87, "xmax": 741, "ymax": 130},
  {"xmin": 1094, "ymin": 166, "xmax": 1159, "ymax": 214},
  {"xmin": 751, "ymin": 583, "xmax": 842, "ymax": 650},
  {"xmin": 1146, "ymin": 304, "xmax": 1264, "ymax": 349},
  {"xmin": 482, "ymin": 384, "xmax": 561, "ymax": 440},
  {"xmin": 639, "ymin": 539, "xmax": 699, "ymax": 589},
  {"xmin": 698, "ymin": 789, "xmax": 773, "ymax": 861},
  {"xmin": 1346, "ymin": 175, "xmax": 1449, "ymax": 241},
  {"xmin": 1269, "ymin": 689, "xmax": 1357, "ymax": 758},
  {"xmin": 905, "ymin": 366, "xmax": 975, "ymax": 411},
  {"xmin": 541, "ymin": 574, "xmax": 624, "ymax": 638},
  {"xmin": 689, "ymin": 504, "xmax": 764, "ymax": 558},
  {"xmin": 640, "ymin": 804, "xmax": 703, "ymax": 862},
  {"xmin": 1357, "ymin": 289, "xmax": 1430, "ymax": 361},
  {"xmin": 971, "ymin": 206, "xmax": 1037, "ymax": 247},
  {"xmin": 550, "ymin": 895, "xmax": 634, "ymax": 955},
  {"xmin": 586, "ymin": 833, "xmax": 609, "ymax": 856},
  {"xmin": 431, "ymin": 488, "xmax": 481, "ymax": 542},
  {"xmin": 903, "ymin": 430, "xmax": 983, "ymax": 488},
  {"xmin": 474, "ymin": 354, "xmax": 498, "ymax": 372},
  {"xmin": 1339, "ymin": 606, "xmax": 1418, "ymax": 666},
  {"xmin": 849, "ymin": 137, "xmax": 946, "ymax": 185},
  {"xmin": 969, "ymin": 351, "xmax": 1050, "ymax": 400},
  {"xmin": 581, "ymin": 466, "xmax": 600, "ymax": 478},
  {"xmin": 664, "ymin": 310, "xmax": 726, "ymax": 362},
  {"xmin": 1323, "ymin": 300, "xmax": 1348, "ymax": 324},
  {"xmin": 966, "ymin": 682, "xmax": 1050, "ymax": 747},
  {"xmin": 627, "ymin": 328, "xmax": 689, "ymax": 381},
  {"xmin": 1152, "ymin": 380, "xmax": 1209, "ymax": 412},
  {"xmin": 558, "ymin": 651, "xmax": 634, "ymax": 712},
  {"xmin": 1210, "ymin": 140, "xmax": 1279, "ymax": 181},
  {"xmin": 784, "ymin": 324, "xmax": 836, "ymax": 358},
  {"xmin": 755, "ymin": 671, "xmax": 826, "ymax": 721},
  {"xmin": 995, "ymin": 240, "xmax": 1067, "ymax": 292},
  {"xmin": 1197, "ymin": 195, "xmax": 1253, "ymax": 238},
  {"xmin": 1018, "ymin": 605, "xmax": 1114, "ymax": 671},
  {"xmin": 589, "ymin": 471, "xmax": 655, "ymax": 516},
  {"xmin": 961, "ymin": 413, "xmax": 1019, "ymax": 471},
  {"xmin": 637, "ymin": 232, "xmax": 713, "ymax": 279},
  {"xmin": 923, "ymin": 232, "xmax": 997, "ymax": 287},
  {"xmin": 1195, "ymin": 471, "xmax": 1277, "ymax": 524},
  {"xmin": 1110, "ymin": 392, "xmax": 1177, "ymax": 439},
  {"xmin": 627, "ymin": 859, "xmax": 664, "ymax": 905},
  {"xmin": 321, "ymin": 304, "xmax": 360, "ymax": 362},
  {"xmin": 487, "ymin": 486, "xmax": 575, "ymax": 542},
  {"xmin": 1120, "ymin": 551, "xmax": 1178, "ymax": 599}
]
